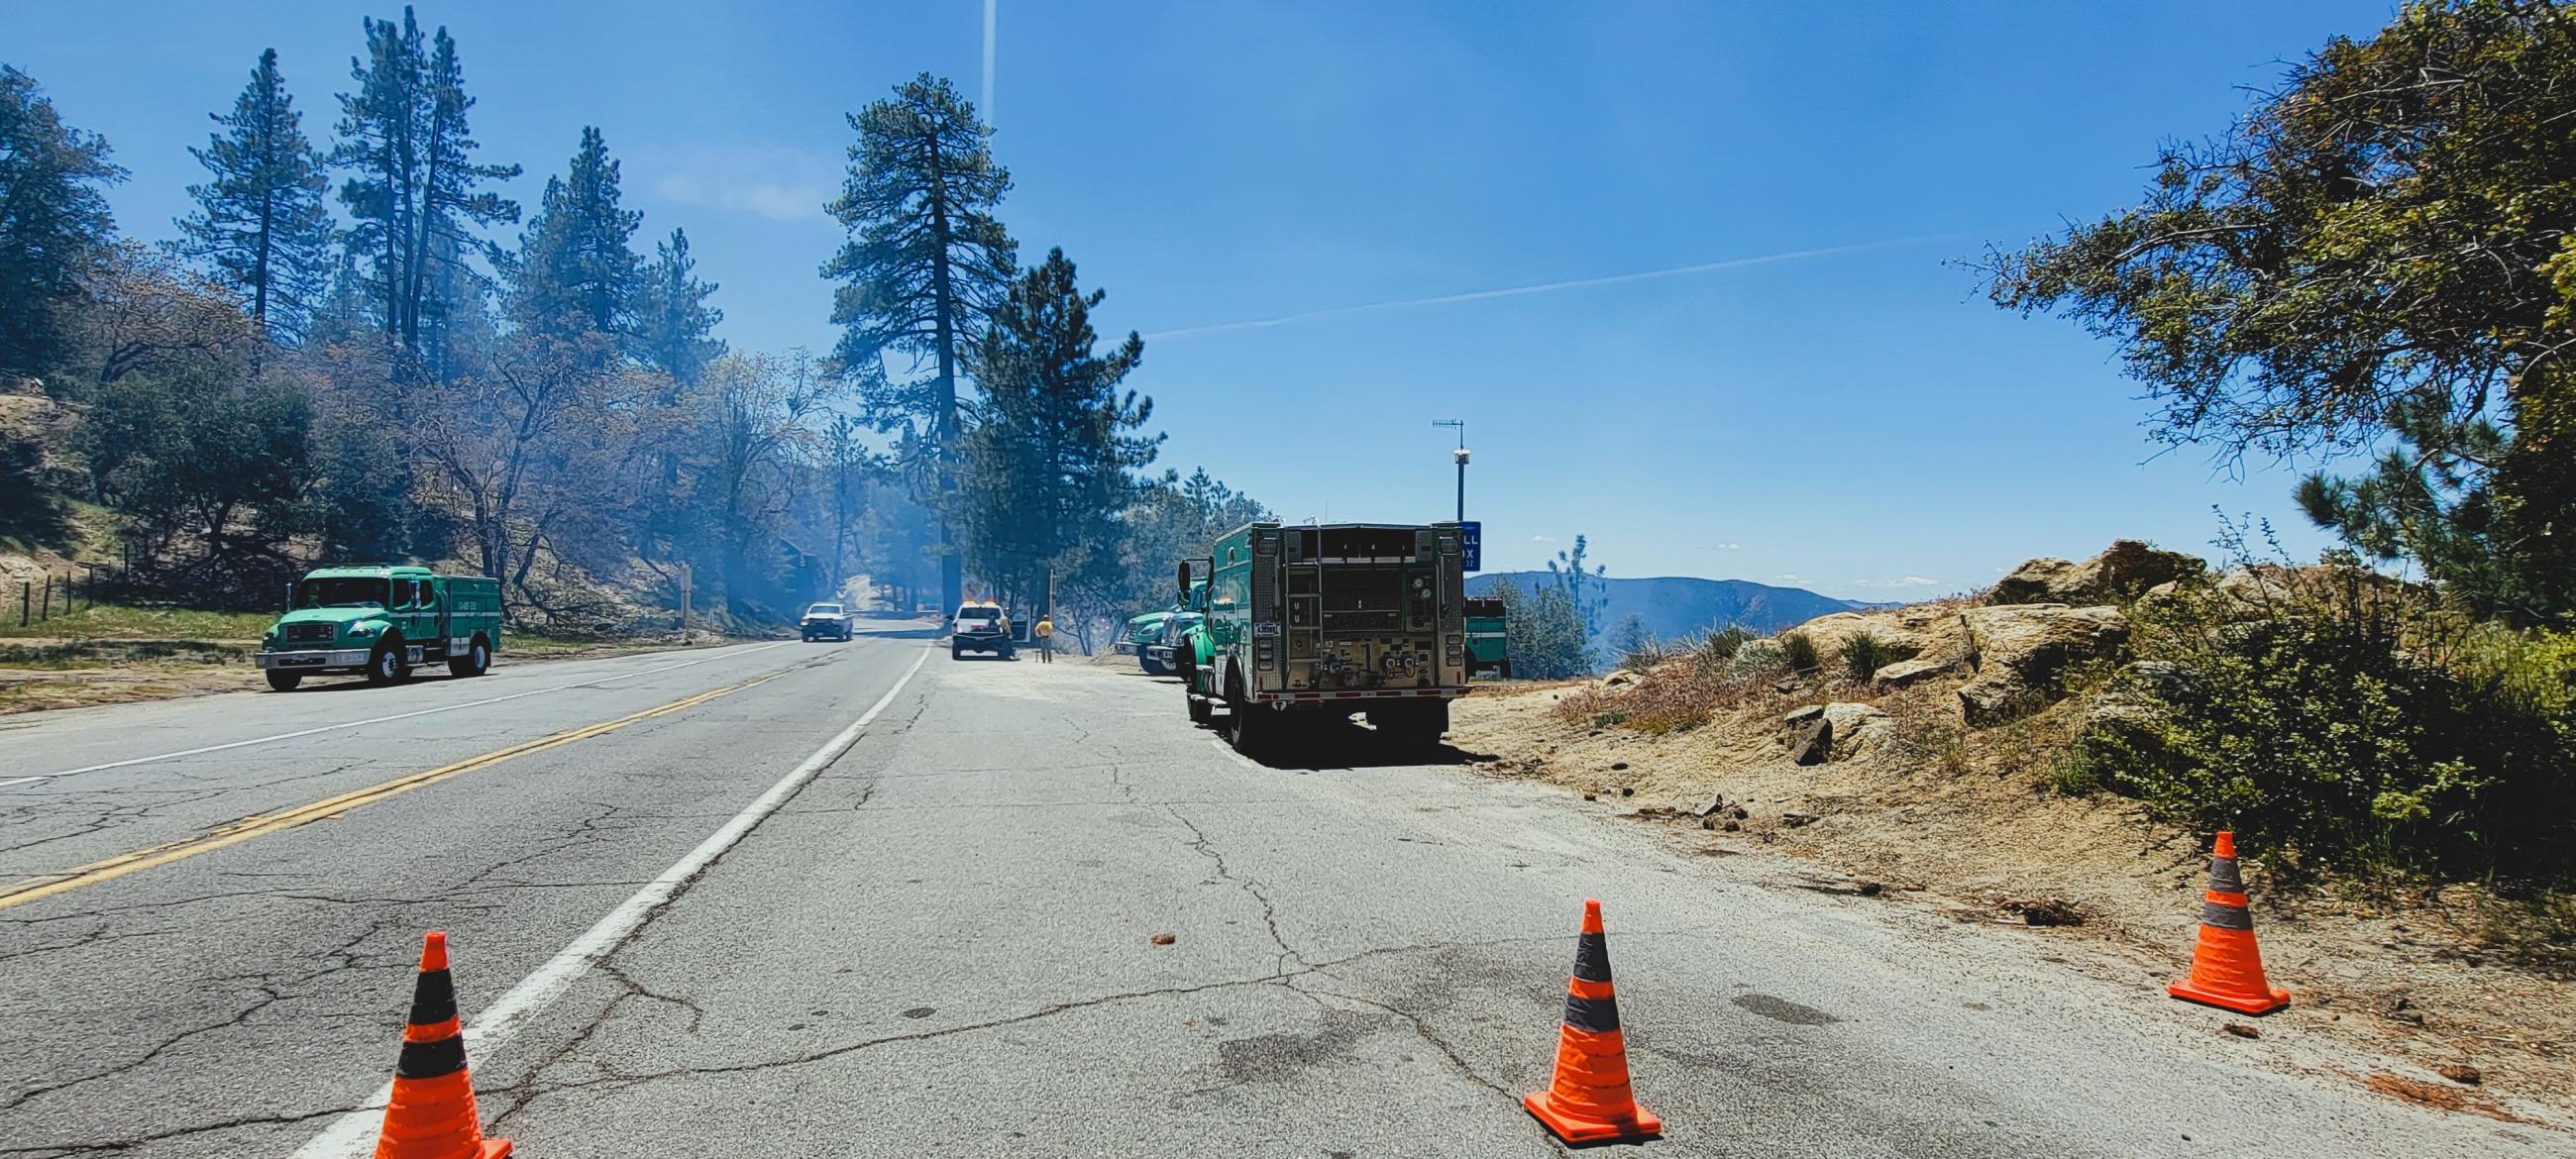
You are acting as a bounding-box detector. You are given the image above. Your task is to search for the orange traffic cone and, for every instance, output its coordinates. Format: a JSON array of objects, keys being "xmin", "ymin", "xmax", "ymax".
[
  {"xmin": 375, "ymin": 932, "xmax": 512, "ymax": 1159},
  {"xmin": 1524, "ymin": 898, "xmax": 1662, "ymax": 1144},
  {"xmin": 2168, "ymin": 831, "xmax": 2289, "ymax": 1015}
]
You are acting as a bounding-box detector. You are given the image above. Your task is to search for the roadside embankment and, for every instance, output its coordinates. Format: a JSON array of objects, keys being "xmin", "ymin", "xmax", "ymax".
[{"xmin": 1449, "ymin": 540, "xmax": 2575, "ymax": 1128}]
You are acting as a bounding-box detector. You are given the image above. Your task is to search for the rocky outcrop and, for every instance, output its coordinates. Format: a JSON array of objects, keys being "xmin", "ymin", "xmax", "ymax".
[
  {"xmin": 1872, "ymin": 657, "xmax": 1954, "ymax": 687},
  {"xmin": 1957, "ymin": 604, "xmax": 2129, "ymax": 726},
  {"xmin": 1990, "ymin": 540, "xmax": 2202, "ymax": 606}
]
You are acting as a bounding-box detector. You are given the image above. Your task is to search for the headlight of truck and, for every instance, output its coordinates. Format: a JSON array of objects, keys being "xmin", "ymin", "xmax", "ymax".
[{"xmin": 348, "ymin": 621, "xmax": 383, "ymax": 638}]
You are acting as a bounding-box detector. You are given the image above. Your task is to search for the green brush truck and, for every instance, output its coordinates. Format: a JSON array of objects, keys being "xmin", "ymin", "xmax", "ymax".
[
  {"xmin": 1178, "ymin": 521, "xmax": 1470, "ymax": 755},
  {"xmin": 1464, "ymin": 595, "xmax": 1510, "ymax": 678},
  {"xmin": 254, "ymin": 566, "xmax": 502, "ymax": 690}
]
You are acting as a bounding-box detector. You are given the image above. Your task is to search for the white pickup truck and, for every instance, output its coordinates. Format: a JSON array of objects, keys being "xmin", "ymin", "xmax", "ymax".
[{"xmin": 800, "ymin": 602, "xmax": 855, "ymax": 642}]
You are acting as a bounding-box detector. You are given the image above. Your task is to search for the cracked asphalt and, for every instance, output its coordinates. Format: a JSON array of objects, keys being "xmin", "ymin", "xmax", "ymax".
[{"xmin": 1, "ymin": 625, "xmax": 2559, "ymax": 1157}]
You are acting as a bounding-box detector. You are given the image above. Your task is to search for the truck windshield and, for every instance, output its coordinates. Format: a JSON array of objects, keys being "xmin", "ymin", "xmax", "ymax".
[
  {"xmin": 297, "ymin": 578, "xmax": 389, "ymax": 608},
  {"xmin": 807, "ymin": 604, "xmax": 842, "ymax": 615}
]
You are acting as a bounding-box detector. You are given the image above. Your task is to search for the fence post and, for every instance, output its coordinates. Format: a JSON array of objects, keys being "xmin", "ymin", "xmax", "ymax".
[
  {"xmin": 18, "ymin": 581, "xmax": 27, "ymax": 627},
  {"xmin": 40, "ymin": 575, "xmax": 51, "ymax": 620},
  {"xmin": 82, "ymin": 566, "xmax": 93, "ymax": 612}
]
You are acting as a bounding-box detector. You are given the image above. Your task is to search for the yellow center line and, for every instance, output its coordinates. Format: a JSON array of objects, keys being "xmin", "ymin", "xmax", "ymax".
[{"xmin": 0, "ymin": 671, "xmax": 785, "ymax": 912}]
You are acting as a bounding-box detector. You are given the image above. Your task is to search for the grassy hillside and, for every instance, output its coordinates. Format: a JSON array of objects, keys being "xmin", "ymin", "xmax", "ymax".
[{"xmin": 1467, "ymin": 572, "xmax": 1865, "ymax": 642}]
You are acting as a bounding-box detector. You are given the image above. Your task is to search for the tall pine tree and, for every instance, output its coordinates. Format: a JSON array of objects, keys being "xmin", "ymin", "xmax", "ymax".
[
  {"xmin": 633, "ymin": 228, "xmax": 723, "ymax": 385},
  {"xmin": 0, "ymin": 65, "xmax": 124, "ymax": 378},
  {"xmin": 512, "ymin": 126, "xmax": 641, "ymax": 340},
  {"xmin": 822, "ymin": 72, "xmax": 1016, "ymax": 612},
  {"xmin": 175, "ymin": 49, "xmax": 334, "ymax": 347},
  {"xmin": 332, "ymin": 7, "xmax": 517, "ymax": 363},
  {"xmin": 954, "ymin": 248, "xmax": 1158, "ymax": 611}
]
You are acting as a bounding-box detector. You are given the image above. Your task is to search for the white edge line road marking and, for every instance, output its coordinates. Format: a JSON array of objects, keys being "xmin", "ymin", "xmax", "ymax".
[
  {"xmin": 0, "ymin": 641, "xmax": 800, "ymax": 788},
  {"xmin": 287, "ymin": 644, "xmax": 932, "ymax": 1159}
]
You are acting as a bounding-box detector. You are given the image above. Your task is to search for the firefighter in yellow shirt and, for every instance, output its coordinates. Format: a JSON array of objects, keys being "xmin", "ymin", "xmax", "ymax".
[{"xmin": 1033, "ymin": 613, "xmax": 1055, "ymax": 663}]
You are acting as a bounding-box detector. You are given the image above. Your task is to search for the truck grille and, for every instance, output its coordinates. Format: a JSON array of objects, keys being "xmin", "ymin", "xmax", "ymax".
[{"xmin": 284, "ymin": 622, "xmax": 336, "ymax": 643}]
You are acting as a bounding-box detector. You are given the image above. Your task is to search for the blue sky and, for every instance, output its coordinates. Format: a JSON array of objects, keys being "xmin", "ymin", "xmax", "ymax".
[{"xmin": 4, "ymin": 1, "xmax": 2401, "ymax": 599}]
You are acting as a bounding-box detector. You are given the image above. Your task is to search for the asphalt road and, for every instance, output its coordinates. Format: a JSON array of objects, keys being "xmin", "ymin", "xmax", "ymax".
[{"xmin": 0, "ymin": 624, "xmax": 2560, "ymax": 1158}]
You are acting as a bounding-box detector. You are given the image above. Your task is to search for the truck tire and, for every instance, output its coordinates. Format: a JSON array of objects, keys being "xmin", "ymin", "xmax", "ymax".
[
  {"xmin": 1139, "ymin": 654, "xmax": 1168, "ymax": 677},
  {"xmin": 265, "ymin": 671, "xmax": 302, "ymax": 691},
  {"xmin": 1185, "ymin": 681, "xmax": 1212, "ymax": 725},
  {"xmin": 1226, "ymin": 674, "xmax": 1269, "ymax": 757},
  {"xmin": 365, "ymin": 637, "xmax": 408, "ymax": 685},
  {"xmin": 447, "ymin": 635, "xmax": 490, "ymax": 679},
  {"xmin": 951, "ymin": 642, "xmax": 965, "ymax": 660}
]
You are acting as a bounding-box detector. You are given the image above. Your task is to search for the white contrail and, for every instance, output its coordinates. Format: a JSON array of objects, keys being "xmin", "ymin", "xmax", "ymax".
[
  {"xmin": 1140, "ymin": 235, "xmax": 1957, "ymax": 341},
  {"xmin": 982, "ymin": 0, "xmax": 997, "ymax": 128}
]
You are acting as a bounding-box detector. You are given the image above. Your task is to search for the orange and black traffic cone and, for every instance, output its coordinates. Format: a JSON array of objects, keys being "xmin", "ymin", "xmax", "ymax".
[
  {"xmin": 2168, "ymin": 831, "xmax": 2289, "ymax": 1015},
  {"xmin": 1524, "ymin": 898, "xmax": 1662, "ymax": 1144},
  {"xmin": 375, "ymin": 931, "xmax": 511, "ymax": 1159}
]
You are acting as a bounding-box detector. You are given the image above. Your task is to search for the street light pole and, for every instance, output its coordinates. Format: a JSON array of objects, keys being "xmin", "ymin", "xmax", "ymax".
[{"xmin": 1434, "ymin": 419, "xmax": 1467, "ymax": 523}]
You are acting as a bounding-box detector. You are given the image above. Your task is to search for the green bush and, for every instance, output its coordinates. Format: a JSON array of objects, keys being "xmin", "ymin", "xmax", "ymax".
[
  {"xmin": 2092, "ymin": 573, "xmax": 2575, "ymax": 880},
  {"xmin": 1840, "ymin": 630, "xmax": 1905, "ymax": 683},
  {"xmin": 1728, "ymin": 639, "xmax": 1786, "ymax": 680},
  {"xmin": 1777, "ymin": 631, "xmax": 1820, "ymax": 674},
  {"xmin": 1690, "ymin": 625, "xmax": 1754, "ymax": 678}
]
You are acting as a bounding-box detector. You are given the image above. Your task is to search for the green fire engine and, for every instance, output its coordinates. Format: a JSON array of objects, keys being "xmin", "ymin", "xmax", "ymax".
[
  {"xmin": 1177, "ymin": 521, "xmax": 1470, "ymax": 755},
  {"xmin": 255, "ymin": 566, "xmax": 502, "ymax": 690}
]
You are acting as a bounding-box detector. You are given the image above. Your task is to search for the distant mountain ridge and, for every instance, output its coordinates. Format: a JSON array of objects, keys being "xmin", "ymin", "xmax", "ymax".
[{"xmin": 1465, "ymin": 572, "xmax": 1871, "ymax": 644}]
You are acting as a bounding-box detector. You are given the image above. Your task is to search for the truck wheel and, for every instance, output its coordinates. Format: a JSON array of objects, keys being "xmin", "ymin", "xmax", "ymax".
[
  {"xmin": 447, "ymin": 636, "xmax": 489, "ymax": 678},
  {"xmin": 265, "ymin": 671, "xmax": 302, "ymax": 692},
  {"xmin": 1139, "ymin": 655, "xmax": 1168, "ymax": 677},
  {"xmin": 365, "ymin": 638, "xmax": 408, "ymax": 685},
  {"xmin": 1185, "ymin": 680, "xmax": 1212, "ymax": 725},
  {"xmin": 1227, "ymin": 679, "xmax": 1268, "ymax": 756},
  {"xmin": 951, "ymin": 642, "xmax": 965, "ymax": 660}
]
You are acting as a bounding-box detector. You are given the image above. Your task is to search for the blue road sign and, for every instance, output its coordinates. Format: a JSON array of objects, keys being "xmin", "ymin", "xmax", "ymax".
[{"xmin": 1458, "ymin": 521, "xmax": 1482, "ymax": 573}]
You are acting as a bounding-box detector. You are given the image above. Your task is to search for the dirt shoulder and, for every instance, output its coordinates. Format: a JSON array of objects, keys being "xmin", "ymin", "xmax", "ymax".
[
  {"xmin": 0, "ymin": 630, "xmax": 755, "ymax": 715},
  {"xmin": 1449, "ymin": 676, "xmax": 2575, "ymax": 1128}
]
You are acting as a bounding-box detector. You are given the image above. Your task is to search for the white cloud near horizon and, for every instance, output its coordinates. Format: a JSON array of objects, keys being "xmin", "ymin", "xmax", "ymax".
[
  {"xmin": 634, "ymin": 144, "xmax": 841, "ymax": 223},
  {"xmin": 1139, "ymin": 236, "xmax": 1958, "ymax": 341},
  {"xmin": 1711, "ymin": 542, "xmax": 1741, "ymax": 551},
  {"xmin": 1852, "ymin": 576, "xmax": 1942, "ymax": 588}
]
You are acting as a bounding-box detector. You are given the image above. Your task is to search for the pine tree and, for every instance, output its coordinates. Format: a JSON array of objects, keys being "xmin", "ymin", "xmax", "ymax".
[
  {"xmin": 954, "ymin": 248, "xmax": 1158, "ymax": 608},
  {"xmin": 0, "ymin": 65, "xmax": 124, "ymax": 377},
  {"xmin": 634, "ymin": 228, "xmax": 723, "ymax": 384},
  {"xmin": 822, "ymin": 72, "xmax": 1017, "ymax": 612},
  {"xmin": 332, "ymin": 7, "xmax": 517, "ymax": 362},
  {"xmin": 175, "ymin": 49, "xmax": 334, "ymax": 347},
  {"xmin": 512, "ymin": 126, "xmax": 641, "ymax": 340}
]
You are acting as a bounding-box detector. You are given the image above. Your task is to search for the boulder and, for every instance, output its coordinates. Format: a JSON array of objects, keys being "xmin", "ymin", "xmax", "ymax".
[
  {"xmin": 1957, "ymin": 604, "xmax": 2129, "ymax": 726},
  {"xmin": 1787, "ymin": 718, "xmax": 1833, "ymax": 766},
  {"xmin": 2213, "ymin": 568, "xmax": 2296, "ymax": 610},
  {"xmin": 1988, "ymin": 557, "xmax": 2079, "ymax": 605},
  {"xmin": 1821, "ymin": 701, "xmax": 1891, "ymax": 759},
  {"xmin": 1794, "ymin": 611, "xmax": 1934, "ymax": 664},
  {"xmin": 1991, "ymin": 540, "xmax": 2202, "ymax": 605},
  {"xmin": 1781, "ymin": 703, "xmax": 1825, "ymax": 727},
  {"xmin": 1872, "ymin": 657, "xmax": 1953, "ymax": 687}
]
